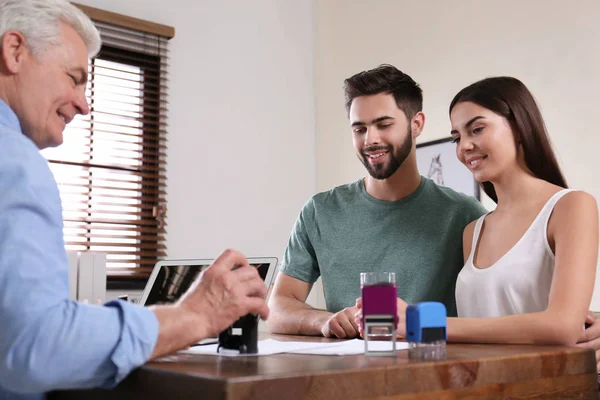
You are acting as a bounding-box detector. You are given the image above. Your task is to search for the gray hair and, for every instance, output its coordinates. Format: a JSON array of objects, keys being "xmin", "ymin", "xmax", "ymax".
[{"xmin": 0, "ymin": 0, "xmax": 101, "ymax": 58}]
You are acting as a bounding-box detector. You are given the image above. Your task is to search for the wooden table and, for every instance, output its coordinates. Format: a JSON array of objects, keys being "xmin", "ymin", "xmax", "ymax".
[{"xmin": 51, "ymin": 334, "xmax": 598, "ymax": 399}]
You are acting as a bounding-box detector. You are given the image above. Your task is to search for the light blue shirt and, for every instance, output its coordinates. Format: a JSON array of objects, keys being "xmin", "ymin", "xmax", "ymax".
[{"xmin": 0, "ymin": 99, "xmax": 159, "ymax": 399}]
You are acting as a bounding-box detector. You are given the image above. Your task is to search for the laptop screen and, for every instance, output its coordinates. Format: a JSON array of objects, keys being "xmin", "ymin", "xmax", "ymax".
[{"xmin": 143, "ymin": 262, "xmax": 272, "ymax": 306}]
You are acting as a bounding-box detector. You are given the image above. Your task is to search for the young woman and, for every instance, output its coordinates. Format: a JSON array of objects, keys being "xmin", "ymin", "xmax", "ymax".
[{"xmin": 445, "ymin": 76, "xmax": 598, "ymax": 345}]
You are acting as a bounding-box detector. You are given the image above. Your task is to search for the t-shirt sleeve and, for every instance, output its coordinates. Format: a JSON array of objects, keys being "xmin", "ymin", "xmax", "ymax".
[{"xmin": 279, "ymin": 198, "xmax": 320, "ymax": 283}]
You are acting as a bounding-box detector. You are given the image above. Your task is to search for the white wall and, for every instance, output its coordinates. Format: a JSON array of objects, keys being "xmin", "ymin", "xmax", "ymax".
[
  {"xmin": 76, "ymin": 0, "xmax": 316, "ymax": 271},
  {"xmin": 316, "ymin": 0, "xmax": 600, "ymax": 309}
]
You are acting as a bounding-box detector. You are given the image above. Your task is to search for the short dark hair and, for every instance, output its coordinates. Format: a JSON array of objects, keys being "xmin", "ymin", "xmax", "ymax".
[
  {"xmin": 343, "ymin": 64, "xmax": 423, "ymax": 120},
  {"xmin": 449, "ymin": 76, "xmax": 567, "ymax": 203}
]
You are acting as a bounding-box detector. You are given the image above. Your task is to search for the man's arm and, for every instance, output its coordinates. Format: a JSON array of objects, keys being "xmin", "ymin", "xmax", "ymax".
[
  {"xmin": 267, "ymin": 198, "xmax": 332, "ymax": 336},
  {"xmin": 266, "ymin": 273, "xmax": 360, "ymax": 338},
  {"xmin": 0, "ymin": 140, "xmax": 159, "ymax": 393},
  {"xmin": 266, "ymin": 273, "xmax": 331, "ymax": 336},
  {"xmin": 268, "ymin": 197, "xmax": 361, "ymax": 338}
]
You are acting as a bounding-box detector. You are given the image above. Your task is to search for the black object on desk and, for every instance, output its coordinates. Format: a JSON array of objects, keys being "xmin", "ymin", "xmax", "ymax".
[{"xmin": 217, "ymin": 314, "xmax": 258, "ymax": 354}]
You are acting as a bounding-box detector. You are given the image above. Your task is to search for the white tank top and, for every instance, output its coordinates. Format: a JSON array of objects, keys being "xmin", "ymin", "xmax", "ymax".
[{"xmin": 456, "ymin": 189, "xmax": 575, "ymax": 318}]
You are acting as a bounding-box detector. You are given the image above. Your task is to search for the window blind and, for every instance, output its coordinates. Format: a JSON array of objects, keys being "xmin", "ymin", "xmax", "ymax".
[{"xmin": 41, "ymin": 19, "xmax": 170, "ymax": 279}]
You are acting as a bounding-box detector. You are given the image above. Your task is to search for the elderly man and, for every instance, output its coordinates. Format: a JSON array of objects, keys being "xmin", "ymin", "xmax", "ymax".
[{"xmin": 0, "ymin": 1, "xmax": 269, "ymax": 398}]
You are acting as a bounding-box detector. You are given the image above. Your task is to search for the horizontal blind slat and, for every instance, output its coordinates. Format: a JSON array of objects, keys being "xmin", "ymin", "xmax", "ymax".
[{"xmin": 64, "ymin": 223, "xmax": 166, "ymax": 234}]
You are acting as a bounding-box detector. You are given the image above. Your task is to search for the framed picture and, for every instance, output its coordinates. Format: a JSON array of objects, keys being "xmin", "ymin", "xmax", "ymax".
[{"xmin": 416, "ymin": 137, "xmax": 480, "ymax": 200}]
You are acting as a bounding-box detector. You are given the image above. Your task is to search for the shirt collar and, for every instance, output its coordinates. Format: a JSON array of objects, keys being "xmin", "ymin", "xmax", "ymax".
[{"xmin": 0, "ymin": 98, "xmax": 23, "ymax": 133}]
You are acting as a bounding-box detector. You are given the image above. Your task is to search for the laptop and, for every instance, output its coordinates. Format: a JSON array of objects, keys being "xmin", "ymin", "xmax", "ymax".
[{"xmin": 138, "ymin": 257, "xmax": 278, "ymax": 344}]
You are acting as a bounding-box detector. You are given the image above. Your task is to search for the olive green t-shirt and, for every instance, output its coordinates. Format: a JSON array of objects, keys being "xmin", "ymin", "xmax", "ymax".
[{"xmin": 280, "ymin": 177, "xmax": 487, "ymax": 317}]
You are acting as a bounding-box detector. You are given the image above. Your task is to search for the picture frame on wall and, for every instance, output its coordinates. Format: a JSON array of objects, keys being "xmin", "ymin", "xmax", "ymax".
[{"xmin": 416, "ymin": 137, "xmax": 480, "ymax": 201}]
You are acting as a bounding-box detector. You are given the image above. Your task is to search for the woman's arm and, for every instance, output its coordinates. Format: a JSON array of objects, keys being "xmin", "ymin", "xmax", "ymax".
[{"xmin": 449, "ymin": 191, "xmax": 598, "ymax": 346}]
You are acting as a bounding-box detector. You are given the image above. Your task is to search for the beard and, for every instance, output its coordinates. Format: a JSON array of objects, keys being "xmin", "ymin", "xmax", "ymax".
[{"xmin": 359, "ymin": 126, "xmax": 413, "ymax": 180}]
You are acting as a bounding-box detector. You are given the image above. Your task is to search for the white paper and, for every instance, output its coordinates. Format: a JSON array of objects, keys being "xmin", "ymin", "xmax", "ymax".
[
  {"xmin": 180, "ymin": 338, "xmax": 408, "ymax": 357},
  {"xmin": 181, "ymin": 339, "xmax": 337, "ymax": 357},
  {"xmin": 289, "ymin": 339, "xmax": 409, "ymax": 355}
]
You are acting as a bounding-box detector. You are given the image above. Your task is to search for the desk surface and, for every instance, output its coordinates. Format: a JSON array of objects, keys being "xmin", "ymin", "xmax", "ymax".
[{"xmin": 52, "ymin": 334, "xmax": 598, "ymax": 400}]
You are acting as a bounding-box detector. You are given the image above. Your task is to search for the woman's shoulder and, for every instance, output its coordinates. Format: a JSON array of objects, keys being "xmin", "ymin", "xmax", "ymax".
[
  {"xmin": 549, "ymin": 189, "xmax": 598, "ymax": 233},
  {"xmin": 531, "ymin": 180, "xmax": 596, "ymax": 214},
  {"xmin": 553, "ymin": 189, "xmax": 597, "ymax": 213},
  {"xmin": 463, "ymin": 218, "xmax": 480, "ymax": 236}
]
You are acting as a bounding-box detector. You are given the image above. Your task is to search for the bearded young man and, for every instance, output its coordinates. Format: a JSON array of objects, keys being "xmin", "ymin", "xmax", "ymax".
[{"xmin": 266, "ymin": 64, "xmax": 486, "ymax": 338}]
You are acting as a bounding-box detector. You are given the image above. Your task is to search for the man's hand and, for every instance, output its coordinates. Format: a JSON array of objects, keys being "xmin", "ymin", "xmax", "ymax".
[
  {"xmin": 178, "ymin": 249, "xmax": 270, "ymax": 339},
  {"xmin": 321, "ymin": 306, "xmax": 360, "ymax": 338},
  {"xmin": 354, "ymin": 297, "xmax": 408, "ymax": 338},
  {"xmin": 150, "ymin": 249, "xmax": 269, "ymax": 359},
  {"xmin": 394, "ymin": 297, "xmax": 408, "ymax": 337},
  {"xmin": 577, "ymin": 311, "xmax": 600, "ymax": 371}
]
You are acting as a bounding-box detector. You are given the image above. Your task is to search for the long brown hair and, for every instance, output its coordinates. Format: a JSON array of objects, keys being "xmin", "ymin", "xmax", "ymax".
[{"xmin": 449, "ymin": 77, "xmax": 567, "ymax": 203}]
